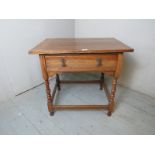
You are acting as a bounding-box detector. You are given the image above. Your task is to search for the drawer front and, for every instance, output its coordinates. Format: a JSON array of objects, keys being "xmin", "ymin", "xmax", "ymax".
[{"xmin": 45, "ymin": 54, "xmax": 117, "ymax": 73}]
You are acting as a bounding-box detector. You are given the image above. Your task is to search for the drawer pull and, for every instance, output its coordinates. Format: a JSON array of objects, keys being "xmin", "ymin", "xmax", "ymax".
[
  {"xmin": 60, "ymin": 58, "xmax": 66, "ymax": 67},
  {"xmin": 96, "ymin": 58, "xmax": 102, "ymax": 67}
]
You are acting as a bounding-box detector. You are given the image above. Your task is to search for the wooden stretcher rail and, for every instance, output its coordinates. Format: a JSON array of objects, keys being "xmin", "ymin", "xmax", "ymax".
[
  {"xmin": 53, "ymin": 105, "xmax": 108, "ymax": 110},
  {"xmin": 49, "ymin": 78, "xmax": 110, "ymax": 112},
  {"xmin": 60, "ymin": 80, "xmax": 100, "ymax": 84}
]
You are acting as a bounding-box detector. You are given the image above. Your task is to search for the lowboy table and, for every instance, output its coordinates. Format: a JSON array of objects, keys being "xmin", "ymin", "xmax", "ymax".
[{"xmin": 29, "ymin": 38, "xmax": 133, "ymax": 116}]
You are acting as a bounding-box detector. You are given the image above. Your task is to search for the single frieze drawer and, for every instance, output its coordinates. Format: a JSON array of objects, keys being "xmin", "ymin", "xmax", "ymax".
[{"xmin": 45, "ymin": 54, "xmax": 118, "ymax": 73}]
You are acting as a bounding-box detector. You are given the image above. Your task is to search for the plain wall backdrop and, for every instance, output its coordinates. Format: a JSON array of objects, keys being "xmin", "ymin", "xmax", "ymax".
[
  {"xmin": 75, "ymin": 19, "xmax": 155, "ymax": 97},
  {"xmin": 0, "ymin": 19, "xmax": 74, "ymax": 102},
  {"xmin": 0, "ymin": 19, "xmax": 155, "ymax": 102}
]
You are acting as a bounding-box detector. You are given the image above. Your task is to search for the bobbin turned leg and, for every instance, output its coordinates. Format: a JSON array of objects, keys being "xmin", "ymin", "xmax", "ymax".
[
  {"xmin": 56, "ymin": 74, "xmax": 61, "ymax": 90},
  {"xmin": 45, "ymin": 79, "xmax": 54, "ymax": 116},
  {"xmin": 107, "ymin": 78, "xmax": 117, "ymax": 116},
  {"xmin": 100, "ymin": 73, "xmax": 104, "ymax": 90},
  {"xmin": 39, "ymin": 55, "xmax": 55, "ymax": 116}
]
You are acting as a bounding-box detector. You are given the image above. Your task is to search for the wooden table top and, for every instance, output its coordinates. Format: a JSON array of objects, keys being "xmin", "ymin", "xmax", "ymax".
[{"xmin": 29, "ymin": 38, "xmax": 134, "ymax": 55}]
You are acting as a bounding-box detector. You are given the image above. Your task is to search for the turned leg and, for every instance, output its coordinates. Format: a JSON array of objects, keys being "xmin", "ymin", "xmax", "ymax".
[
  {"xmin": 45, "ymin": 79, "xmax": 54, "ymax": 116},
  {"xmin": 107, "ymin": 78, "xmax": 117, "ymax": 116},
  {"xmin": 100, "ymin": 73, "xmax": 104, "ymax": 90},
  {"xmin": 56, "ymin": 74, "xmax": 61, "ymax": 90}
]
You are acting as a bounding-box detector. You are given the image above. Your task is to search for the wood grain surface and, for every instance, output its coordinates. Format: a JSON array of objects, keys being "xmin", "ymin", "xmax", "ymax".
[{"xmin": 29, "ymin": 38, "xmax": 134, "ymax": 54}]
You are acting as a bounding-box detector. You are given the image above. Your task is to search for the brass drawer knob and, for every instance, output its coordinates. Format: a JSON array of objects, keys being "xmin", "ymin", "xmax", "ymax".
[
  {"xmin": 60, "ymin": 58, "xmax": 66, "ymax": 67},
  {"xmin": 96, "ymin": 58, "xmax": 102, "ymax": 67}
]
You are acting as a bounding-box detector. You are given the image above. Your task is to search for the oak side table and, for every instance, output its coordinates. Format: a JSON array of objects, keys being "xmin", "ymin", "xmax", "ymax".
[{"xmin": 29, "ymin": 38, "xmax": 134, "ymax": 116}]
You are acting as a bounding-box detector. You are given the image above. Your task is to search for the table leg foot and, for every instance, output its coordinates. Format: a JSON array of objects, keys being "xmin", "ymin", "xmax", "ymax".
[
  {"xmin": 107, "ymin": 111, "xmax": 112, "ymax": 116},
  {"xmin": 50, "ymin": 110, "xmax": 55, "ymax": 116}
]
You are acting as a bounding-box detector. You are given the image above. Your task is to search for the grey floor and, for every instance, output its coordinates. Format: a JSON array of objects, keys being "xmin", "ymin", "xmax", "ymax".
[{"xmin": 0, "ymin": 73, "xmax": 155, "ymax": 135}]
